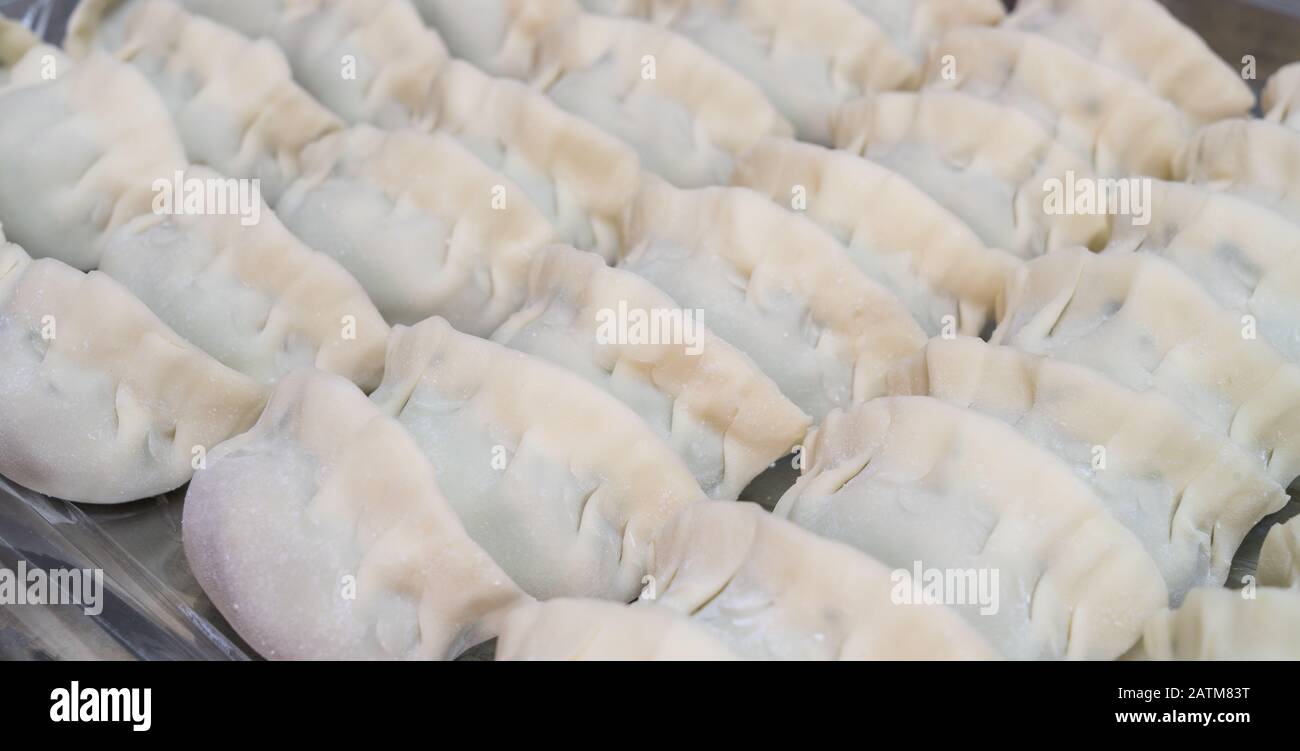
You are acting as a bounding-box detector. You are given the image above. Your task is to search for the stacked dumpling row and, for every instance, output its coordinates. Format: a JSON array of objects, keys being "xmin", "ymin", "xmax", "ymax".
[{"xmin": 0, "ymin": 0, "xmax": 1294, "ymax": 659}]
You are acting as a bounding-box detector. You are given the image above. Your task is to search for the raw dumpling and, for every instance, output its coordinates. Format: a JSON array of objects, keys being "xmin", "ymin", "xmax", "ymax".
[
  {"xmin": 1258, "ymin": 517, "xmax": 1299, "ymax": 589},
  {"xmin": 1005, "ymin": 0, "xmax": 1253, "ymax": 123},
  {"xmin": 529, "ymin": 13, "xmax": 793, "ymax": 187},
  {"xmin": 994, "ymin": 248, "xmax": 1300, "ymax": 487},
  {"xmin": 646, "ymin": 501, "xmax": 997, "ymax": 660},
  {"xmin": 0, "ymin": 24, "xmax": 187, "ymax": 269},
  {"xmin": 0, "ymin": 239, "xmax": 266, "ymax": 504},
  {"xmin": 833, "ymin": 91, "xmax": 1110, "ymax": 257},
  {"xmin": 99, "ymin": 166, "xmax": 390, "ymax": 390},
  {"xmin": 184, "ymin": 368, "xmax": 528, "ymax": 660},
  {"xmin": 573, "ymin": 0, "xmax": 919, "ymax": 145},
  {"xmin": 925, "ymin": 27, "xmax": 1190, "ymax": 178},
  {"xmin": 428, "ymin": 60, "xmax": 641, "ymax": 261},
  {"xmin": 410, "ymin": 0, "xmax": 580, "ymax": 78},
  {"xmin": 1264, "ymin": 62, "xmax": 1300, "ymax": 132},
  {"xmin": 733, "ymin": 137, "xmax": 1020, "ymax": 336},
  {"xmin": 617, "ymin": 175, "xmax": 927, "ymax": 420},
  {"xmin": 1174, "ymin": 118, "xmax": 1300, "ymax": 224},
  {"xmin": 776, "ymin": 396, "xmax": 1169, "ymax": 659},
  {"xmin": 496, "ymin": 598, "xmax": 740, "ymax": 661},
  {"xmin": 176, "ymin": 0, "xmax": 447, "ymax": 127},
  {"xmin": 66, "ymin": 0, "xmax": 344, "ymax": 204},
  {"xmin": 370, "ymin": 317, "xmax": 706, "ymax": 602},
  {"xmin": 276, "ymin": 125, "xmax": 556, "ymax": 334},
  {"xmin": 887, "ymin": 337, "xmax": 1287, "ymax": 600},
  {"xmin": 1105, "ymin": 179, "xmax": 1300, "ymax": 365},
  {"xmin": 1139, "ymin": 587, "xmax": 1300, "ymax": 660},
  {"xmin": 491, "ymin": 244, "xmax": 809, "ymax": 499}
]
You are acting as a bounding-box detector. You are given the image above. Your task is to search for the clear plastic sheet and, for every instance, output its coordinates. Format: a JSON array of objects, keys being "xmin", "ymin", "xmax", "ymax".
[{"xmin": 0, "ymin": 0, "xmax": 1298, "ymax": 661}]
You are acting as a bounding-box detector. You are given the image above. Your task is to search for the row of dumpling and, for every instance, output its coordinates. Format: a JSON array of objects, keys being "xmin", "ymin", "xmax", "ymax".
[{"xmin": 0, "ymin": 0, "xmax": 1011, "ymax": 659}]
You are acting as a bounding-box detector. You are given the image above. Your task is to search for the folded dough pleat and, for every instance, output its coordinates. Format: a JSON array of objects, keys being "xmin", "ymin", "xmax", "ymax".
[
  {"xmin": 1139, "ymin": 587, "xmax": 1300, "ymax": 660},
  {"xmin": 776, "ymin": 396, "xmax": 1169, "ymax": 660},
  {"xmin": 492, "ymin": 244, "xmax": 810, "ymax": 499},
  {"xmin": 1264, "ymin": 62, "xmax": 1300, "ymax": 132},
  {"xmin": 0, "ymin": 238, "xmax": 266, "ymax": 503},
  {"xmin": 183, "ymin": 368, "xmax": 528, "ymax": 660},
  {"xmin": 1259, "ymin": 517, "xmax": 1300, "ymax": 589},
  {"xmin": 1174, "ymin": 118, "xmax": 1300, "ymax": 225},
  {"xmin": 371, "ymin": 317, "xmax": 707, "ymax": 602}
]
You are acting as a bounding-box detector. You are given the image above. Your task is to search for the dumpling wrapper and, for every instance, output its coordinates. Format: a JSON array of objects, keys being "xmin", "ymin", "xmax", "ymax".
[
  {"xmin": 100, "ymin": 166, "xmax": 390, "ymax": 390},
  {"xmin": 276, "ymin": 125, "xmax": 556, "ymax": 334},
  {"xmin": 646, "ymin": 501, "xmax": 997, "ymax": 660},
  {"xmin": 581, "ymin": 0, "xmax": 918, "ymax": 145},
  {"xmin": 733, "ymin": 137, "xmax": 1020, "ymax": 336},
  {"xmin": 924, "ymin": 27, "xmax": 1190, "ymax": 178},
  {"xmin": 1174, "ymin": 118, "xmax": 1300, "ymax": 225},
  {"xmin": 1259, "ymin": 517, "xmax": 1299, "ymax": 589},
  {"xmin": 887, "ymin": 337, "xmax": 1287, "ymax": 601},
  {"xmin": 994, "ymin": 247, "xmax": 1300, "ymax": 487},
  {"xmin": 840, "ymin": 0, "xmax": 1004, "ymax": 64},
  {"xmin": 184, "ymin": 368, "xmax": 527, "ymax": 660},
  {"xmin": 371, "ymin": 317, "xmax": 707, "ymax": 602},
  {"xmin": 0, "ymin": 25, "xmax": 187, "ymax": 269},
  {"xmin": 776, "ymin": 396, "xmax": 1169, "ymax": 660},
  {"xmin": 0, "ymin": 239, "xmax": 266, "ymax": 503},
  {"xmin": 492, "ymin": 244, "xmax": 809, "ymax": 499},
  {"xmin": 1106, "ymin": 179, "xmax": 1300, "ymax": 366},
  {"xmin": 66, "ymin": 0, "xmax": 344, "ymax": 204},
  {"xmin": 1264, "ymin": 62, "xmax": 1300, "ymax": 132},
  {"xmin": 529, "ymin": 13, "xmax": 794, "ymax": 187},
  {"xmin": 1005, "ymin": 0, "xmax": 1253, "ymax": 124},
  {"xmin": 409, "ymin": 0, "xmax": 581, "ymax": 79},
  {"xmin": 1139, "ymin": 587, "xmax": 1300, "ymax": 660},
  {"xmin": 833, "ymin": 90, "xmax": 1110, "ymax": 258},
  {"xmin": 496, "ymin": 598, "xmax": 740, "ymax": 661},
  {"xmin": 617, "ymin": 175, "xmax": 927, "ymax": 421}
]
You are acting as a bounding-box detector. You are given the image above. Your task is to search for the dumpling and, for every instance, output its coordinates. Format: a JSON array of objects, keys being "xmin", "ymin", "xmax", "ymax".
[
  {"xmin": 1105, "ymin": 179, "xmax": 1300, "ymax": 365},
  {"xmin": 833, "ymin": 91, "xmax": 1110, "ymax": 258},
  {"xmin": 175, "ymin": 0, "xmax": 447, "ymax": 128},
  {"xmin": 529, "ymin": 14, "xmax": 794, "ymax": 187},
  {"xmin": 1264, "ymin": 62, "xmax": 1300, "ymax": 132},
  {"xmin": 732, "ymin": 137, "xmax": 1020, "ymax": 336},
  {"xmin": 276, "ymin": 125, "xmax": 556, "ymax": 334},
  {"xmin": 99, "ymin": 166, "xmax": 390, "ymax": 390},
  {"xmin": 569, "ymin": 0, "xmax": 919, "ymax": 145},
  {"xmin": 496, "ymin": 599, "xmax": 741, "ymax": 661},
  {"xmin": 0, "ymin": 26, "xmax": 187, "ymax": 269},
  {"xmin": 645, "ymin": 501, "xmax": 997, "ymax": 660},
  {"xmin": 1259, "ymin": 517, "xmax": 1299, "ymax": 589},
  {"xmin": 1174, "ymin": 118, "xmax": 1300, "ymax": 224},
  {"xmin": 994, "ymin": 248, "xmax": 1300, "ymax": 487},
  {"xmin": 776, "ymin": 396, "xmax": 1169, "ymax": 659},
  {"xmin": 428, "ymin": 60, "xmax": 641, "ymax": 261},
  {"xmin": 1139, "ymin": 587, "xmax": 1300, "ymax": 660},
  {"xmin": 183, "ymin": 368, "xmax": 528, "ymax": 660},
  {"xmin": 924, "ymin": 27, "xmax": 1190, "ymax": 178},
  {"xmin": 66, "ymin": 0, "xmax": 344, "ymax": 204},
  {"xmin": 409, "ymin": 0, "xmax": 581, "ymax": 79},
  {"xmin": 617, "ymin": 175, "xmax": 927, "ymax": 420},
  {"xmin": 1005, "ymin": 0, "xmax": 1253, "ymax": 123},
  {"xmin": 840, "ymin": 0, "xmax": 1005, "ymax": 65},
  {"xmin": 370, "ymin": 317, "xmax": 706, "ymax": 602},
  {"xmin": 0, "ymin": 239, "xmax": 266, "ymax": 504},
  {"xmin": 491, "ymin": 244, "xmax": 809, "ymax": 499},
  {"xmin": 887, "ymin": 336, "xmax": 1288, "ymax": 601}
]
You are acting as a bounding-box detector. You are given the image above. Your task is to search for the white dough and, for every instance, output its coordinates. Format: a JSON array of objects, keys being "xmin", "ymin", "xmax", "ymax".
[
  {"xmin": 1140, "ymin": 587, "xmax": 1300, "ymax": 660},
  {"xmin": 776, "ymin": 396, "xmax": 1169, "ymax": 660},
  {"xmin": 1174, "ymin": 118, "xmax": 1300, "ymax": 225},
  {"xmin": 492, "ymin": 244, "xmax": 809, "ymax": 499},
  {"xmin": 410, "ymin": 0, "xmax": 580, "ymax": 79},
  {"xmin": 0, "ymin": 240, "xmax": 266, "ymax": 503},
  {"xmin": 370, "ymin": 317, "xmax": 706, "ymax": 602},
  {"xmin": 184, "ymin": 368, "xmax": 527, "ymax": 660},
  {"xmin": 1259, "ymin": 517, "xmax": 1300, "ymax": 589},
  {"xmin": 1264, "ymin": 62, "xmax": 1300, "ymax": 132},
  {"xmin": 496, "ymin": 598, "xmax": 740, "ymax": 661}
]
